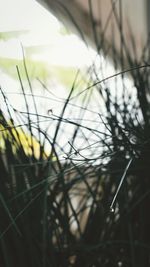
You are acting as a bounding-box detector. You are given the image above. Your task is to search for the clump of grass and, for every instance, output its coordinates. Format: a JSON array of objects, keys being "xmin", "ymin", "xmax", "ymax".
[{"xmin": 1, "ymin": 1, "xmax": 150, "ymax": 267}]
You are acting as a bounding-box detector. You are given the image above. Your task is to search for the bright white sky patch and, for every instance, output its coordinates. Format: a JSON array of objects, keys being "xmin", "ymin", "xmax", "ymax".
[
  {"xmin": 0, "ymin": 0, "xmax": 59, "ymax": 32},
  {"xmin": 0, "ymin": 0, "xmax": 94, "ymax": 67}
]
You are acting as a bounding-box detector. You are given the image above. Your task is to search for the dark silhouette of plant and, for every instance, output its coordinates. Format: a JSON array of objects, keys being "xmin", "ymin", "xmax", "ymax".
[{"xmin": 1, "ymin": 1, "xmax": 150, "ymax": 267}]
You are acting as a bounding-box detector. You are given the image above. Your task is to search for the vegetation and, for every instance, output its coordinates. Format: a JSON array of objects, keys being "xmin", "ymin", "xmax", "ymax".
[{"xmin": 0, "ymin": 1, "xmax": 150, "ymax": 267}]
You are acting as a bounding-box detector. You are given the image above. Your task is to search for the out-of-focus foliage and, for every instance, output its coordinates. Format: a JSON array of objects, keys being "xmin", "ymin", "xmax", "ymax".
[{"xmin": 0, "ymin": 1, "xmax": 150, "ymax": 267}]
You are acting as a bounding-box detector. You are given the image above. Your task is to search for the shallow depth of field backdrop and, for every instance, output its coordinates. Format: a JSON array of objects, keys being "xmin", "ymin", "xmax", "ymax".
[{"xmin": 0, "ymin": 0, "xmax": 150, "ymax": 267}]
